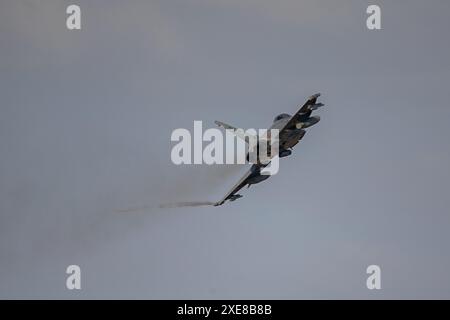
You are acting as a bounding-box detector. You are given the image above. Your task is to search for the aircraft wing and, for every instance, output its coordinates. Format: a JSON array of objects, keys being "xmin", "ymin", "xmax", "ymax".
[
  {"xmin": 280, "ymin": 93, "xmax": 323, "ymax": 133},
  {"xmin": 214, "ymin": 120, "xmax": 258, "ymax": 145},
  {"xmin": 214, "ymin": 167, "xmax": 254, "ymax": 206}
]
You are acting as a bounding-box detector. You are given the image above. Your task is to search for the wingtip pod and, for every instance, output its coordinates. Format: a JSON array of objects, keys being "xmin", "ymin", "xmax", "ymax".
[
  {"xmin": 309, "ymin": 93, "xmax": 321, "ymax": 100},
  {"xmin": 214, "ymin": 194, "xmax": 243, "ymax": 206}
]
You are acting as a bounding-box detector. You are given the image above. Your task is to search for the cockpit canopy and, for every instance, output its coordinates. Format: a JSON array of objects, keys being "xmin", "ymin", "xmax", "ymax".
[{"xmin": 273, "ymin": 113, "xmax": 291, "ymax": 123}]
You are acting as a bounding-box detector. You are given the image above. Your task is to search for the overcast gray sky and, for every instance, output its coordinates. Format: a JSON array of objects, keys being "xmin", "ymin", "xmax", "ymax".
[{"xmin": 1, "ymin": 0, "xmax": 450, "ymax": 299}]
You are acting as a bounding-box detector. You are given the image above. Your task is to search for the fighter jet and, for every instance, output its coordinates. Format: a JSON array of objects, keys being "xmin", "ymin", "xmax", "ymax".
[{"xmin": 213, "ymin": 93, "xmax": 324, "ymax": 206}]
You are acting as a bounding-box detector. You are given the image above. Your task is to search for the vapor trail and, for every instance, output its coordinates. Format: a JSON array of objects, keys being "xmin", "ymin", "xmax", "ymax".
[
  {"xmin": 115, "ymin": 205, "xmax": 154, "ymax": 213},
  {"xmin": 159, "ymin": 201, "xmax": 215, "ymax": 208},
  {"xmin": 116, "ymin": 201, "xmax": 216, "ymax": 213}
]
